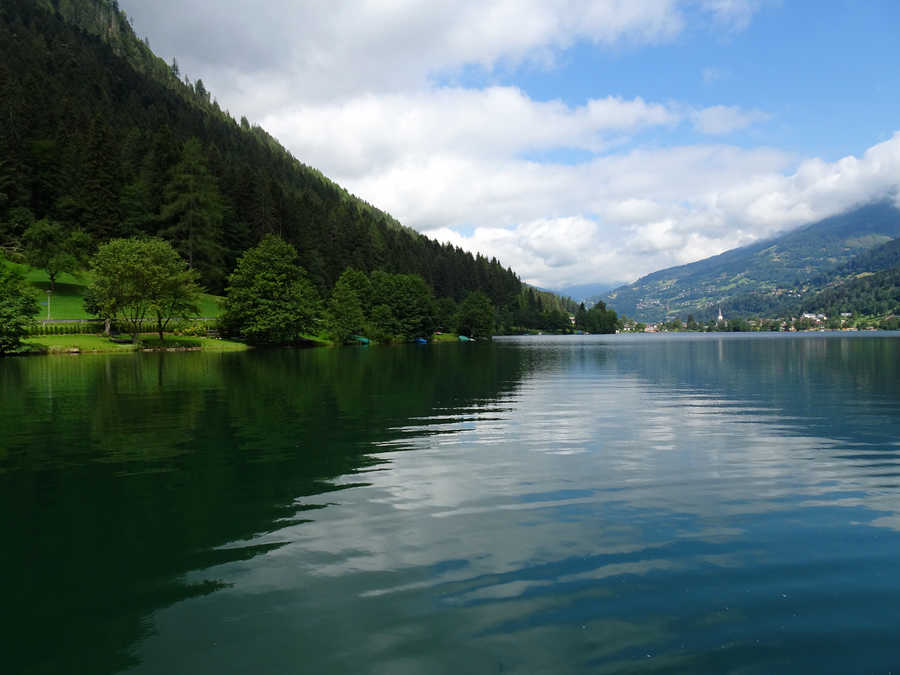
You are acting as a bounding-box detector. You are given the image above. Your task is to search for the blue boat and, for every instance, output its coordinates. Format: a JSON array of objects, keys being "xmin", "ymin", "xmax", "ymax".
[
  {"xmin": 414, "ymin": 337, "xmax": 428, "ymax": 344},
  {"xmin": 350, "ymin": 335, "xmax": 370, "ymax": 345},
  {"xmin": 458, "ymin": 335, "xmax": 474, "ymax": 342}
]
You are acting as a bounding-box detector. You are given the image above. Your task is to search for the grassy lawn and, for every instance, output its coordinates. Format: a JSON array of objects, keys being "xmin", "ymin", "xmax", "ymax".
[
  {"xmin": 22, "ymin": 334, "xmax": 248, "ymax": 354},
  {"xmin": 23, "ymin": 335, "xmax": 139, "ymax": 353},
  {"xmin": 2, "ymin": 258, "xmax": 224, "ymax": 320},
  {"xmin": 139, "ymin": 336, "xmax": 248, "ymax": 351},
  {"xmin": 431, "ymin": 332, "xmax": 459, "ymax": 343}
]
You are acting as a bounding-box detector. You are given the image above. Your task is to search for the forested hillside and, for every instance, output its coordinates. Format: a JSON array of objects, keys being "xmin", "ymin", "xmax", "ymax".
[
  {"xmin": 715, "ymin": 235, "xmax": 900, "ymax": 319},
  {"xmin": 798, "ymin": 266, "xmax": 900, "ymax": 319},
  {"xmin": 604, "ymin": 202, "xmax": 900, "ymax": 322},
  {"xmin": 0, "ymin": 0, "xmax": 535, "ymax": 320}
]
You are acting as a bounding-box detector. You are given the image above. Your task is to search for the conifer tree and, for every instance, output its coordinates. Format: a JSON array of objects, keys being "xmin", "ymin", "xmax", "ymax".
[{"xmin": 160, "ymin": 138, "xmax": 225, "ymax": 289}]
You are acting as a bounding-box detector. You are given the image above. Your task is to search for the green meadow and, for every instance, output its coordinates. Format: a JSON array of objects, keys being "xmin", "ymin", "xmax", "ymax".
[
  {"xmin": 21, "ymin": 334, "xmax": 248, "ymax": 354},
  {"xmin": 1, "ymin": 259, "xmax": 224, "ymax": 320}
]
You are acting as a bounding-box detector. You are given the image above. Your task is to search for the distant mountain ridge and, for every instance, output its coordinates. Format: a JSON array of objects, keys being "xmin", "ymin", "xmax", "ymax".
[
  {"xmin": 551, "ymin": 282, "xmax": 626, "ymax": 305},
  {"xmin": 603, "ymin": 202, "xmax": 900, "ymax": 322}
]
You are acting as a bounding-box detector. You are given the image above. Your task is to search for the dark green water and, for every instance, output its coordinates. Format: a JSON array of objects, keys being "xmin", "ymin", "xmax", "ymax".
[{"xmin": 2, "ymin": 333, "xmax": 900, "ymax": 674}]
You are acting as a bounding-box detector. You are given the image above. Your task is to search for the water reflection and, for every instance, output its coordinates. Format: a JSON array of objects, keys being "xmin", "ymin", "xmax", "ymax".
[
  {"xmin": 0, "ymin": 346, "xmax": 533, "ymax": 674},
  {"xmin": 2, "ymin": 334, "xmax": 900, "ymax": 673}
]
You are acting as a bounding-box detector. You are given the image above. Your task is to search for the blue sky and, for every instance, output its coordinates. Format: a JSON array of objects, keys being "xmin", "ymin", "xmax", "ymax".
[
  {"xmin": 120, "ymin": 0, "xmax": 900, "ymax": 288},
  {"xmin": 482, "ymin": 1, "xmax": 900, "ymax": 162}
]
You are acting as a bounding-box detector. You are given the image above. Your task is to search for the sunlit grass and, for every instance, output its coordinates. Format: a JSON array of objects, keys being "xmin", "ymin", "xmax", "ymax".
[
  {"xmin": 431, "ymin": 332, "xmax": 459, "ymax": 342},
  {"xmin": 140, "ymin": 336, "xmax": 248, "ymax": 351},
  {"xmin": 1, "ymin": 258, "xmax": 224, "ymax": 319},
  {"xmin": 23, "ymin": 335, "xmax": 139, "ymax": 353},
  {"xmin": 22, "ymin": 334, "xmax": 248, "ymax": 354}
]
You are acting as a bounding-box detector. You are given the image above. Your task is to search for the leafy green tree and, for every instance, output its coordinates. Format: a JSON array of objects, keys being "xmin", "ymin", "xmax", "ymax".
[
  {"xmin": 584, "ymin": 301, "xmax": 618, "ymax": 334},
  {"xmin": 160, "ymin": 138, "xmax": 225, "ymax": 289},
  {"xmin": 87, "ymin": 237, "xmax": 201, "ymax": 341},
  {"xmin": 83, "ymin": 284, "xmax": 115, "ymax": 336},
  {"xmin": 542, "ymin": 309, "xmax": 570, "ymax": 332},
  {"xmin": 338, "ymin": 267, "xmax": 374, "ymax": 310},
  {"xmin": 221, "ymin": 235, "xmax": 321, "ymax": 345},
  {"xmin": 435, "ymin": 296, "xmax": 457, "ymax": 332},
  {"xmin": 325, "ymin": 269, "xmax": 366, "ymax": 344},
  {"xmin": 1, "ymin": 206, "xmax": 35, "ymax": 250},
  {"xmin": 369, "ymin": 271, "xmax": 436, "ymax": 341},
  {"xmin": 392, "ymin": 275, "xmax": 437, "ymax": 340},
  {"xmin": 0, "ymin": 264, "xmax": 39, "ymax": 354},
  {"xmin": 22, "ymin": 219, "xmax": 91, "ymax": 290},
  {"xmin": 367, "ymin": 304, "xmax": 398, "ymax": 343},
  {"xmin": 456, "ymin": 291, "xmax": 495, "ymax": 339}
]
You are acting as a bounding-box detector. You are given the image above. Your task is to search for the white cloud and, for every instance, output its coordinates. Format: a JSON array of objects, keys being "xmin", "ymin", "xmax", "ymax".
[
  {"xmin": 262, "ymin": 88, "xmax": 682, "ymax": 178},
  {"xmin": 419, "ymin": 134, "xmax": 900, "ymax": 288},
  {"xmin": 691, "ymin": 105, "xmax": 770, "ymax": 134},
  {"xmin": 121, "ymin": 0, "xmax": 763, "ymax": 110},
  {"xmin": 698, "ymin": 0, "xmax": 764, "ymax": 32}
]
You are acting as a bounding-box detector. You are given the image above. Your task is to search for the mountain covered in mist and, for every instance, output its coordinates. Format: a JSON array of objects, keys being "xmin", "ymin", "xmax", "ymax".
[{"xmin": 603, "ymin": 202, "xmax": 900, "ymax": 322}]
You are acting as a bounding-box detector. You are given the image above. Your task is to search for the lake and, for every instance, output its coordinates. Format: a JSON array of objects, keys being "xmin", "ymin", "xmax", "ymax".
[{"xmin": 2, "ymin": 333, "xmax": 900, "ymax": 674}]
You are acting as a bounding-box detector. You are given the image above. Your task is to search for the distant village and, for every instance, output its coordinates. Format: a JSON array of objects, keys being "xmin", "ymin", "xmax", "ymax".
[{"xmin": 618, "ymin": 309, "xmax": 898, "ymax": 333}]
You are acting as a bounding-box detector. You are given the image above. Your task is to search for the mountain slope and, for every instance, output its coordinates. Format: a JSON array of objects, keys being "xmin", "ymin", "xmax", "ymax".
[
  {"xmin": 0, "ymin": 0, "xmax": 524, "ymax": 313},
  {"xmin": 799, "ymin": 264, "xmax": 900, "ymax": 319},
  {"xmin": 553, "ymin": 282, "xmax": 626, "ymax": 305},
  {"xmin": 604, "ymin": 202, "xmax": 900, "ymax": 322}
]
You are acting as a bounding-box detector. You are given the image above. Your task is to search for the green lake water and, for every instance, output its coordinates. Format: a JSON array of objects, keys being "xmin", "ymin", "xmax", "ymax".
[{"xmin": 2, "ymin": 333, "xmax": 900, "ymax": 673}]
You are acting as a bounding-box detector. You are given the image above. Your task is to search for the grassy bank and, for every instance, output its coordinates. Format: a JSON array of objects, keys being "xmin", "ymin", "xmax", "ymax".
[
  {"xmin": 431, "ymin": 332, "xmax": 459, "ymax": 343},
  {"xmin": 21, "ymin": 335, "xmax": 248, "ymax": 354}
]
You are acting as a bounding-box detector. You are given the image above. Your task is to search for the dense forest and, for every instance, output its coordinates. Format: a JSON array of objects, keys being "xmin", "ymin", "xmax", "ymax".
[{"xmin": 0, "ymin": 0, "xmax": 600, "ymax": 334}]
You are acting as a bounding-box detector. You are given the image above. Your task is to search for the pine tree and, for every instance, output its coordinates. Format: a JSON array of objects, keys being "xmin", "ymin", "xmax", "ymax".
[{"xmin": 160, "ymin": 138, "xmax": 225, "ymax": 289}]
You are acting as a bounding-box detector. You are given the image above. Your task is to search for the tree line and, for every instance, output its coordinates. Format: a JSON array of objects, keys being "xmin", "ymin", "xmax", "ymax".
[{"xmin": 0, "ymin": 234, "xmax": 499, "ymax": 353}]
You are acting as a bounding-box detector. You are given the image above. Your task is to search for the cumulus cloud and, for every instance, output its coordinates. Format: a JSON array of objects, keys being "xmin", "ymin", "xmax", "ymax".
[
  {"xmin": 419, "ymin": 134, "xmax": 900, "ymax": 287},
  {"xmin": 262, "ymin": 88, "xmax": 685, "ymax": 178},
  {"xmin": 120, "ymin": 0, "xmax": 762, "ymax": 109}
]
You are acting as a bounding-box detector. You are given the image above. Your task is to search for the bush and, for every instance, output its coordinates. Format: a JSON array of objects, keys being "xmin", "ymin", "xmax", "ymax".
[
  {"xmin": 174, "ymin": 320, "xmax": 215, "ymax": 337},
  {"xmin": 29, "ymin": 321, "xmax": 104, "ymax": 336}
]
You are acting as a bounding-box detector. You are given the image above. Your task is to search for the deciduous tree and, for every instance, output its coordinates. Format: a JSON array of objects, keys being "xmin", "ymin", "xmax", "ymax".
[
  {"xmin": 22, "ymin": 219, "xmax": 91, "ymax": 290},
  {"xmin": 456, "ymin": 291, "xmax": 495, "ymax": 339},
  {"xmin": 0, "ymin": 265, "xmax": 38, "ymax": 354},
  {"xmin": 221, "ymin": 235, "xmax": 321, "ymax": 345},
  {"xmin": 325, "ymin": 269, "xmax": 366, "ymax": 344},
  {"xmin": 87, "ymin": 237, "xmax": 201, "ymax": 341}
]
